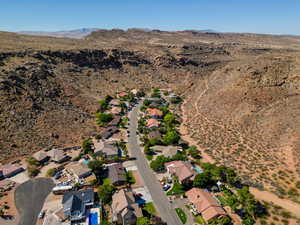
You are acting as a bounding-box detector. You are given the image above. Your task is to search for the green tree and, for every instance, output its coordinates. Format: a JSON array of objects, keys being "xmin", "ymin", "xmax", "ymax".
[
  {"xmin": 88, "ymin": 160, "xmax": 103, "ymax": 173},
  {"xmin": 26, "ymin": 156, "xmax": 40, "ymax": 166},
  {"xmin": 188, "ymin": 146, "xmax": 201, "ymax": 159},
  {"xmin": 150, "ymin": 155, "xmax": 169, "ymax": 172},
  {"xmin": 95, "ymin": 113, "xmax": 113, "ymax": 125},
  {"xmin": 98, "ymin": 184, "xmax": 116, "ymax": 204},
  {"xmin": 193, "ymin": 171, "xmax": 212, "ymax": 188},
  {"xmin": 164, "ymin": 113, "xmax": 176, "ymax": 128},
  {"xmin": 46, "ymin": 168, "xmax": 57, "ymax": 177},
  {"xmin": 170, "ymin": 96, "xmax": 182, "ymax": 104},
  {"xmin": 82, "ymin": 139, "xmax": 93, "ymax": 154},
  {"xmin": 143, "ymin": 99, "xmax": 151, "ymax": 106},
  {"xmin": 242, "ymin": 216, "xmax": 255, "ymax": 225},
  {"xmin": 163, "ymin": 130, "xmax": 180, "ymax": 145},
  {"xmin": 27, "ymin": 166, "xmax": 40, "ymax": 177},
  {"xmin": 136, "ymin": 217, "xmax": 151, "ymax": 225},
  {"xmin": 136, "ymin": 90, "xmax": 145, "ymax": 98},
  {"xmin": 225, "ymin": 168, "xmax": 237, "ymax": 185},
  {"xmin": 171, "ymin": 152, "xmax": 187, "ymax": 161},
  {"xmin": 125, "ymin": 171, "xmax": 136, "ymax": 185}
]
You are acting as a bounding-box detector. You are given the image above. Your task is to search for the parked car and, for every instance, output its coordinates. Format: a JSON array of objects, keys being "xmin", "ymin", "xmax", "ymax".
[
  {"xmin": 163, "ymin": 184, "xmax": 171, "ymax": 191},
  {"xmin": 38, "ymin": 210, "xmax": 45, "ymax": 219}
]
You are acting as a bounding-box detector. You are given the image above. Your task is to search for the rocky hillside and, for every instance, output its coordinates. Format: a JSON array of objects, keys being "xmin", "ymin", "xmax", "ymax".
[{"xmin": 0, "ymin": 30, "xmax": 300, "ymax": 201}]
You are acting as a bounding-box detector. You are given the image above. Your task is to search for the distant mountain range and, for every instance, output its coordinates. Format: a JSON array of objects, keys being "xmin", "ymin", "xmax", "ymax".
[
  {"xmin": 18, "ymin": 28, "xmax": 99, "ymax": 39},
  {"xmin": 18, "ymin": 28, "xmax": 218, "ymax": 39}
]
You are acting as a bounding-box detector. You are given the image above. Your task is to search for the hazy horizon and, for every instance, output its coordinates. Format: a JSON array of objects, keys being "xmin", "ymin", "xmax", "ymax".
[{"xmin": 1, "ymin": 1, "xmax": 300, "ymax": 35}]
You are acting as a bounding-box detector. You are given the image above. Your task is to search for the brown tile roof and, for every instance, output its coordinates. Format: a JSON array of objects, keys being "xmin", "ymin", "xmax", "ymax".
[
  {"xmin": 112, "ymin": 189, "xmax": 130, "ymax": 214},
  {"xmin": 146, "ymin": 108, "xmax": 163, "ymax": 117},
  {"xmin": 111, "ymin": 106, "xmax": 122, "ymax": 115},
  {"xmin": 101, "ymin": 142, "xmax": 119, "ymax": 156},
  {"xmin": 148, "ymin": 130, "xmax": 162, "ymax": 139},
  {"xmin": 152, "ymin": 145, "xmax": 182, "ymax": 158},
  {"xmin": 92, "ymin": 139, "xmax": 104, "ymax": 154},
  {"xmin": 47, "ymin": 149, "xmax": 68, "ymax": 162},
  {"xmin": 165, "ymin": 161, "xmax": 195, "ymax": 183},
  {"xmin": 108, "ymin": 115, "xmax": 121, "ymax": 127},
  {"xmin": 65, "ymin": 162, "xmax": 92, "ymax": 178},
  {"xmin": 110, "ymin": 99, "xmax": 121, "ymax": 105},
  {"xmin": 100, "ymin": 127, "xmax": 119, "ymax": 139},
  {"xmin": 108, "ymin": 163, "xmax": 126, "ymax": 184},
  {"xmin": 112, "ymin": 189, "xmax": 141, "ymax": 220},
  {"xmin": 118, "ymin": 92, "xmax": 128, "ymax": 98},
  {"xmin": 186, "ymin": 188, "xmax": 226, "ymax": 221},
  {"xmin": 33, "ymin": 150, "xmax": 48, "ymax": 162},
  {"xmin": 0, "ymin": 164, "xmax": 23, "ymax": 177},
  {"xmin": 146, "ymin": 118, "xmax": 160, "ymax": 128}
]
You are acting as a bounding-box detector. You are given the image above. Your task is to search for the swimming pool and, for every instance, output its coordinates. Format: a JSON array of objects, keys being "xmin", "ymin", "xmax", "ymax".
[
  {"xmin": 82, "ymin": 159, "xmax": 90, "ymax": 165},
  {"xmin": 194, "ymin": 167, "xmax": 203, "ymax": 174},
  {"xmin": 88, "ymin": 212, "xmax": 98, "ymax": 225}
]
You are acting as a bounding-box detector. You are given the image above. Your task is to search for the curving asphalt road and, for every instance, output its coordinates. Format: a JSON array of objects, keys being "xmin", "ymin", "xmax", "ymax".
[
  {"xmin": 15, "ymin": 178, "xmax": 54, "ymax": 225},
  {"xmin": 128, "ymin": 102, "xmax": 182, "ymax": 225}
]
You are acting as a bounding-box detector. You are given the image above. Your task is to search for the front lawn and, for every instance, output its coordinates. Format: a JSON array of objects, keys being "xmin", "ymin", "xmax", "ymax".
[
  {"xmin": 103, "ymin": 178, "xmax": 111, "ymax": 185},
  {"xmin": 143, "ymin": 202, "xmax": 156, "ymax": 216},
  {"xmin": 167, "ymin": 181, "xmax": 185, "ymax": 196},
  {"xmin": 194, "ymin": 215, "xmax": 205, "ymax": 224},
  {"xmin": 215, "ymin": 195, "xmax": 227, "ymax": 206},
  {"xmin": 175, "ymin": 208, "xmax": 187, "ymax": 224}
]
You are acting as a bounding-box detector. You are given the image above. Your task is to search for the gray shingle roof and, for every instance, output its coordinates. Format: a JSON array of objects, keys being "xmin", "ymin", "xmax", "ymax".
[{"xmin": 108, "ymin": 163, "xmax": 126, "ymax": 185}]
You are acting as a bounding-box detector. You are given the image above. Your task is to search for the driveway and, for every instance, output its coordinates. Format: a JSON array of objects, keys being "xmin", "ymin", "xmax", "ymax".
[
  {"xmin": 15, "ymin": 178, "xmax": 54, "ymax": 225},
  {"xmin": 8, "ymin": 171, "xmax": 30, "ymax": 184},
  {"xmin": 174, "ymin": 198, "xmax": 195, "ymax": 225},
  {"xmin": 128, "ymin": 103, "xmax": 182, "ymax": 225}
]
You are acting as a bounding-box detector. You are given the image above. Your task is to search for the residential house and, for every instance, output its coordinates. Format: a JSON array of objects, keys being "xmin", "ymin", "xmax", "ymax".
[
  {"xmin": 33, "ymin": 150, "xmax": 49, "ymax": 164},
  {"xmin": 101, "ymin": 127, "xmax": 119, "ymax": 139},
  {"xmin": 165, "ymin": 161, "xmax": 196, "ymax": 184},
  {"xmin": 186, "ymin": 188, "xmax": 226, "ymax": 222},
  {"xmin": 62, "ymin": 188, "xmax": 95, "ymax": 222},
  {"xmin": 152, "ymin": 145, "xmax": 182, "ymax": 158},
  {"xmin": 118, "ymin": 92, "xmax": 128, "ymax": 98},
  {"xmin": 0, "ymin": 164, "xmax": 24, "ymax": 179},
  {"xmin": 65, "ymin": 162, "xmax": 92, "ymax": 180},
  {"xmin": 131, "ymin": 89, "xmax": 138, "ymax": 95},
  {"xmin": 110, "ymin": 99, "xmax": 121, "ymax": 106},
  {"xmin": 146, "ymin": 118, "xmax": 160, "ymax": 129},
  {"xmin": 111, "ymin": 106, "xmax": 122, "ymax": 115},
  {"xmin": 146, "ymin": 108, "xmax": 163, "ymax": 119},
  {"xmin": 108, "ymin": 115, "xmax": 121, "ymax": 127},
  {"xmin": 108, "ymin": 163, "xmax": 126, "ymax": 186},
  {"xmin": 148, "ymin": 130, "xmax": 162, "ymax": 140},
  {"xmin": 47, "ymin": 149, "xmax": 69, "ymax": 164},
  {"xmin": 100, "ymin": 142, "xmax": 120, "ymax": 159},
  {"xmin": 92, "ymin": 138, "xmax": 104, "ymax": 156},
  {"xmin": 112, "ymin": 189, "xmax": 142, "ymax": 225}
]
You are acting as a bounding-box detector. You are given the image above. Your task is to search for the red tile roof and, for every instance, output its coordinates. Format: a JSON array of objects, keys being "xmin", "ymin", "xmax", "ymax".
[
  {"xmin": 186, "ymin": 188, "xmax": 226, "ymax": 221},
  {"xmin": 111, "ymin": 106, "xmax": 122, "ymax": 115},
  {"xmin": 146, "ymin": 108, "xmax": 163, "ymax": 117},
  {"xmin": 165, "ymin": 161, "xmax": 195, "ymax": 183},
  {"xmin": 146, "ymin": 118, "xmax": 160, "ymax": 128}
]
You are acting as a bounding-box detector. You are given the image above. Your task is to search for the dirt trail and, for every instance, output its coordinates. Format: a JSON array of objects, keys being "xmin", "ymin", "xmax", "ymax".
[
  {"xmin": 179, "ymin": 91, "xmax": 300, "ymax": 218},
  {"xmin": 250, "ymin": 188, "xmax": 300, "ymax": 217}
]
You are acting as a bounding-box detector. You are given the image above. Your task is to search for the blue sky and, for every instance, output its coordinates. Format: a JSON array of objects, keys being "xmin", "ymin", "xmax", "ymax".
[{"xmin": 1, "ymin": 0, "xmax": 300, "ymax": 35}]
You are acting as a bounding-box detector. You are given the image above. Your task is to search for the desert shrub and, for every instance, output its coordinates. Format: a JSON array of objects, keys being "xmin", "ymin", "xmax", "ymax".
[
  {"xmin": 46, "ymin": 168, "xmax": 57, "ymax": 177},
  {"xmin": 27, "ymin": 166, "xmax": 40, "ymax": 177}
]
